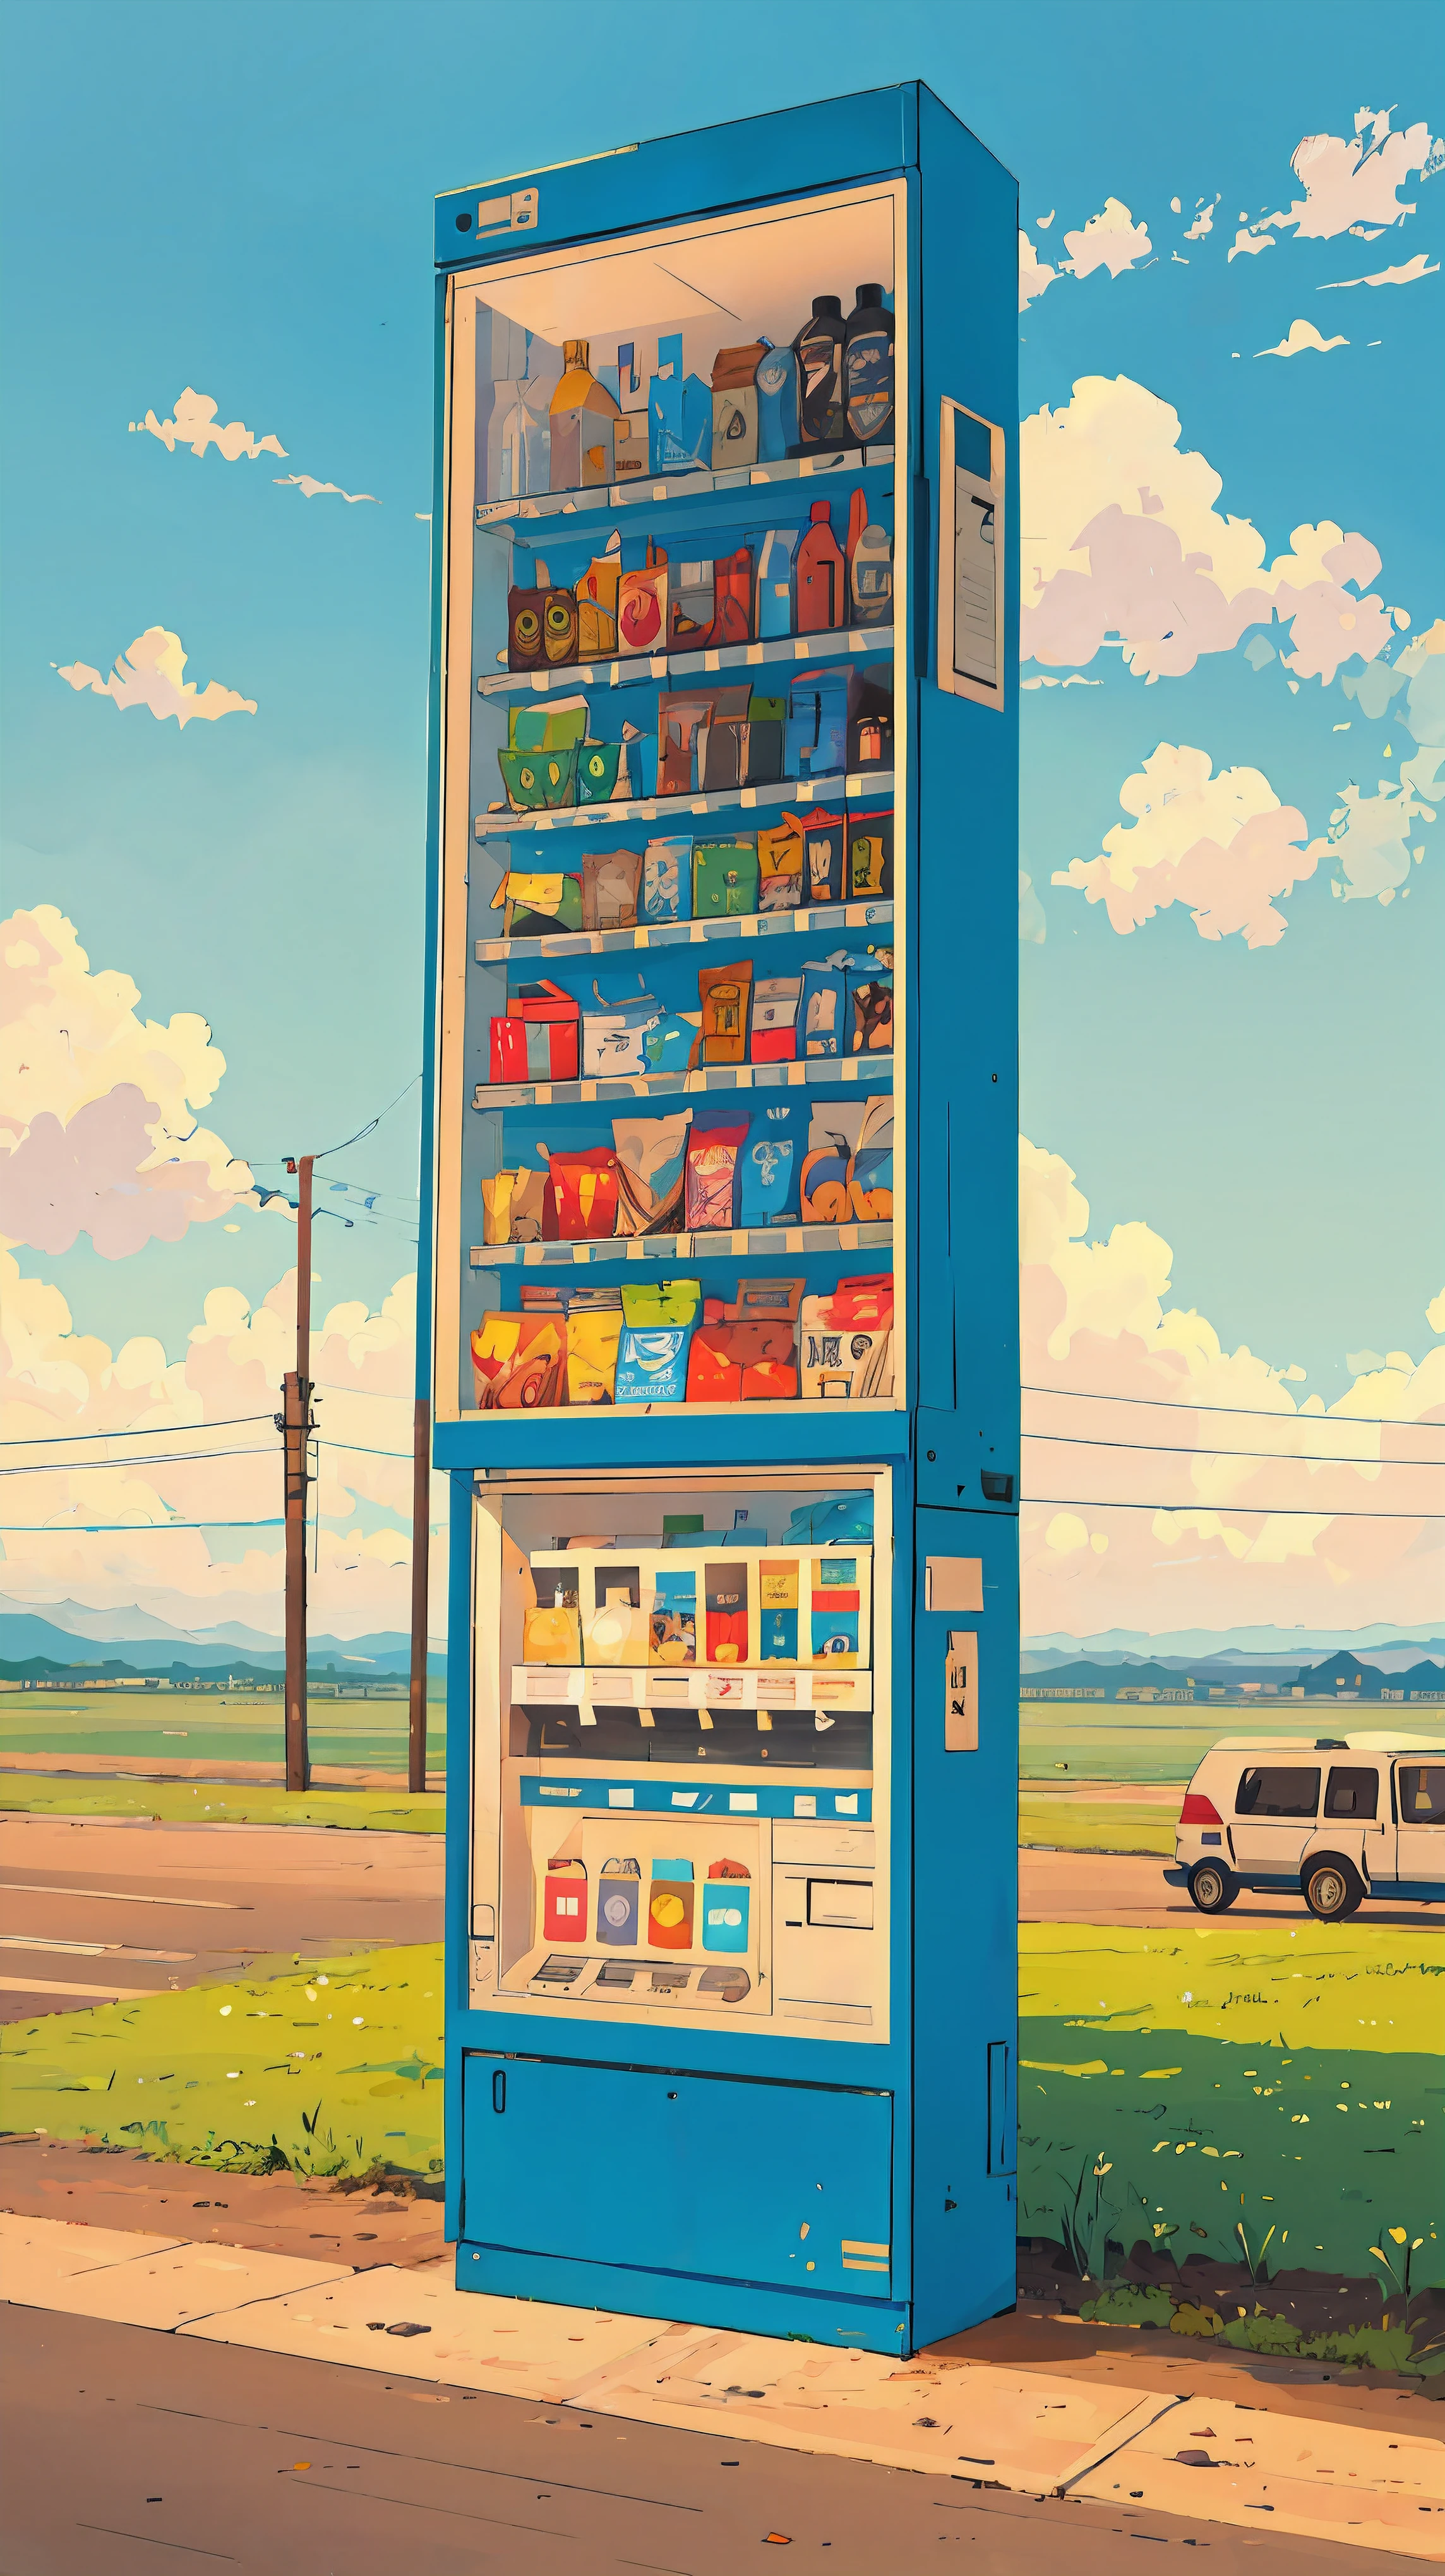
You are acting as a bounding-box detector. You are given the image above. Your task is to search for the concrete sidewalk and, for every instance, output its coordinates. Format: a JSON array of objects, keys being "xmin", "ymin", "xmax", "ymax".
[{"xmin": 3, "ymin": 2212, "xmax": 1442, "ymax": 2555}]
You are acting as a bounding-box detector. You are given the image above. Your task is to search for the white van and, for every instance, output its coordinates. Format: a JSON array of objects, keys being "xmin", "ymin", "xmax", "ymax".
[{"xmin": 1171, "ymin": 1733, "xmax": 1445, "ymax": 1919}]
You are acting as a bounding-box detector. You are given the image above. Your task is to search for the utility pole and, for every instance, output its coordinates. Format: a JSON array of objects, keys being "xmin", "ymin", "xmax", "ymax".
[
  {"xmin": 408, "ymin": 1397, "xmax": 430, "ymax": 1793},
  {"xmin": 279, "ymin": 1155, "xmax": 314, "ymax": 1792}
]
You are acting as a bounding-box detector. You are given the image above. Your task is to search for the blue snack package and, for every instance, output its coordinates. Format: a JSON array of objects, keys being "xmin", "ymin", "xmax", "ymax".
[
  {"xmin": 738, "ymin": 1101, "xmax": 805, "ymax": 1225},
  {"xmin": 642, "ymin": 835, "xmax": 692, "ymax": 924},
  {"xmin": 615, "ymin": 1325, "xmax": 693, "ymax": 1406}
]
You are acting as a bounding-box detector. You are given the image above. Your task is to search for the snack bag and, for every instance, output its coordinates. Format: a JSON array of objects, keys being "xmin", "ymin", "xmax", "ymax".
[
  {"xmin": 849, "ymin": 809, "xmax": 894, "ymax": 898},
  {"xmin": 697, "ymin": 962, "xmax": 752, "ymax": 1064},
  {"xmin": 565, "ymin": 1311, "xmax": 622, "ymax": 1406},
  {"xmin": 524, "ymin": 1562, "xmax": 580, "ymax": 1663},
  {"xmin": 480, "ymin": 1169, "xmax": 521, "ymax": 1244},
  {"xmin": 757, "ymin": 817, "xmax": 804, "ymax": 913},
  {"xmin": 758, "ymin": 1558, "xmax": 800, "ymax": 1661},
  {"xmin": 641, "ymin": 835, "xmax": 692, "ymax": 924},
  {"xmin": 544, "ymin": 1148, "xmax": 619, "ymax": 1241},
  {"xmin": 705, "ymin": 1559, "xmax": 750, "ymax": 1662},
  {"xmin": 800, "ymin": 1102, "xmax": 872, "ymax": 1222},
  {"xmin": 738, "ymin": 1102, "xmax": 805, "ymax": 1224},
  {"xmin": 582, "ymin": 977, "xmax": 663, "ymax": 1077},
  {"xmin": 584, "ymin": 1566, "xmax": 647, "ymax": 1663},
  {"xmin": 616, "ymin": 539, "xmax": 668, "ymax": 655},
  {"xmin": 799, "ymin": 808, "xmax": 846, "ymax": 905},
  {"xmin": 612, "ymin": 1109, "xmax": 692, "ymax": 1236},
  {"xmin": 798, "ymin": 956, "xmax": 848, "ymax": 1058},
  {"xmin": 500, "ymin": 871, "xmax": 583, "ymax": 939},
  {"xmin": 471, "ymin": 1313, "xmax": 563, "ymax": 1412},
  {"xmin": 685, "ymin": 1119, "xmax": 748, "ymax": 1231},
  {"xmin": 580, "ymin": 847, "xmax": 642, "ymax": 931},
  {"xmin": 685, "ymin": 1323, "xmax": 741, "ymax": 1404},
  {"xmin": 848, "ymin": 1095, "xmax": 894, "ymax": 1220},
  {"xmin": 574, "ymin": 546, "xmax": 621, "ymax": 658},
  {"xmin": 649, "ymin": 1565, "xmax": 697, "ymax": 1664}
]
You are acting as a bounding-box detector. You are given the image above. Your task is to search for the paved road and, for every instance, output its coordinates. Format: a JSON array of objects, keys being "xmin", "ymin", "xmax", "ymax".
[
  {"xmin": 2, "ymin": 2306, "xmax": 1412, "ymax": 2576},
  {"xmin": 0, "ymin": 1816, "xmax": 443, "ymax": 2021},
  {"xmin": 1020, "ymin": 1846, "xmax": 1445, "ymax": 1929}
]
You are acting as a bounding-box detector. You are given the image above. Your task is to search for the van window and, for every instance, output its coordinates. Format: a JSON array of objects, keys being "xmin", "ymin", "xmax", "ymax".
[
  {"xmin": 1236, "ymin": 1766, "xmax": 1320, "ymax": 1819},
  {"xmin": 1398, "ymin": 1764, "xmax": 1445, "ymax": 1824},
  {"xmin": 1325, "ymin": 1765, "xmax": 1379, "ymax": 1820}
]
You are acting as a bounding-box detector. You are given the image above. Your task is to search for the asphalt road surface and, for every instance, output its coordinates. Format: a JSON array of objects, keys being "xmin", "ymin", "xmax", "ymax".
[
  {"xmin": 1, "ymin": 2305, "xmax": 1413, "ymax": 2576},
  {"xmin": 0, "ymin": 1816, "xmax": 443, "ymax": 2022},
  {"xmin": 1019, "ymin": 1847, "xmax": 1445, "ymax": 1929}
]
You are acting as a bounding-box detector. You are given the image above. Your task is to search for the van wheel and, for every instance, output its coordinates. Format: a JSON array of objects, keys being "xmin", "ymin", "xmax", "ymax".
[
  {"xmin": 1303, "ymin": 1857, "xmax": 1364, "ymax": 1921},
  {"xmin": 1187, "ymin": 1861, "xmax": 1238, "ymax": 1913}
]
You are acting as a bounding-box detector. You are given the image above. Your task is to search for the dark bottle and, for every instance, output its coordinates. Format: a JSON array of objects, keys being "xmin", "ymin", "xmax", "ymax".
[
  {"xmin": 843, "ymin": 284, "xmax": 894, "ymax": 449},
  {"xmin": 791, "ymin": 295, "xmax": 848, "ymax": 451}
]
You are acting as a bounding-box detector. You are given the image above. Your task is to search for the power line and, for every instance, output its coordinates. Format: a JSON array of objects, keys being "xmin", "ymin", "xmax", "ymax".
[
  {"xmin": 1, "ymin": 1517, "xmax": 285, "ymax": 1533},
  {"xmin": 4, "ymin": 1414, "xmax": 273, "ymax": 1449},
  {"xmin": 1022, "ymin": 1429, "xmax": 1445, "ymax": 1470},
  {"xmin": 1023, "ymin": 1494, "xmax": 1444, "ymax": 1522},
  {"xmin": 238, "ymin": 1074, "xmax": 421, "ymax": 1173},
  {"xmin": 1022, "ymin": 1382, "xmax": 1434, "ymax": 1431},
  {"xmin": 0, "ymin": 1445, "xmax": 274, "ymax": 1479}
]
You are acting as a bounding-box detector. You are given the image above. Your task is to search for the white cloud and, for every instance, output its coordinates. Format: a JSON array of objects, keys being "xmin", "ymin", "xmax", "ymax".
[
  {"xmin": 1052, "ymin": 742, "xmax": 1327, "ymax": 946},
  {"xmin": 1228, "ymin": 226, "xmax": 1275, "ymax": 263},
  {"xmin": 1, "ymin": 1258, "xmax": 445, "ymax": 1640},
  {"xmin": 1021, "ymin": 374, "xmax": 1398, "ymax": 683},
  {"xmin": 1061, "ymin": 198, "xmax": 1152, "ymax": 280},
  {"xmin": 1019, "ymin": 869, "xmax": 1046, "ymax": 944},
  {"xmin": 1318, "ymin": 252, "xmax": 1441, "ymax": 290},
  {"xmin": 1428, "ymin": 1286, "xmax": 1445, "ymax": 1337},
  {"xmin": 1268, "ymin": 107, "xmax": 1442, "ymax": 242},
  {"xmin": 1255, "ymin": 318, "xmax": 1348, "ymax": 357},
  {"xmin": 55, "ymin": 628, "xmax": 256, "ymax": 727},
  {"xmin": 1035, "ymin": 210, "xmax": 1055, "ymax": 232},
  {"xmin": 1184, "ymin": 195, "xmax": 1220, "ymax": 241},
  {"xmin": 0, "ymin": 906, "xmax": 250, "ymax": 1258},
  {"xmin": 1019, "ymin": 232, "xmax": 1058, "ymax": 311},
  {"xmin": 1324, "ymin": 772, "xmax": 1438, "ymax": 905},
  {"xmin": 273, "ymin": 475, "xmax": 380, "ymax": 504},
  {"xmin": 1019, "ymin": 1140, "xmax": 1445, "ymax": 1640},
  {"xmin": 131, "ymin": 388, "xmax": 286, "ymax": 463}
]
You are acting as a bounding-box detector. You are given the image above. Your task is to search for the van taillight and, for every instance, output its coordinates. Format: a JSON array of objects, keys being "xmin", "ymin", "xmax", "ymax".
[{"xmin": 1180, "ymin": 1791, "xmax": 1222, "ymax": 1825}]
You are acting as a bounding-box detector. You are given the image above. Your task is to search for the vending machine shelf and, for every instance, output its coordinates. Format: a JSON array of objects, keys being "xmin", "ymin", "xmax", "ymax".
[
  {"xmin": 477, "ymin": 624, "xmax": 894, "ymax": 699},
  {"xmin": 469, "ymin": 1219, "xmax": 891, "ymax": 1269},
  {"xmin": 512, "ymin": 1665, "xmax": 874, "ymax": 1712},
  {"xmin": 475, "ymin": 771, "xmax": 894, "ymax": 839},
  {"xmin": 474, "ymin": 445, "xmax": 896, "ymax": 534},
  {"xmin": 476, "ymin": 896, "xmax": 893, "ymax": 966},
  {"xmin": 472, "ymin": 1051, "xmax": 892, "ymax": 1112}
]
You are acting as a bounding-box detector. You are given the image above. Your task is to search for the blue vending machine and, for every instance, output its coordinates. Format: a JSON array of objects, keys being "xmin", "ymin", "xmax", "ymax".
[{"xmin": 426, "ymin": 84, "xmax": 1019, "ymax": 2358}]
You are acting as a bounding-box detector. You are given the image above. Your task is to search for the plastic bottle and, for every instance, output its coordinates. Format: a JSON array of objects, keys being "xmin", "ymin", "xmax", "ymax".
[
  {"xmin": 842, "ymin": 284, "xmax": 894, "ymax": 448},
  {"xmin": 549, "ymin": 340, "xmax": 621, "ymax": 492},
  {"xmin": 791, "ymin": 295, "xmax": 848, "ymax": 451},
  {"xmin": 753, "ymin": 342, "xmax": 800, "ymax": 463},
  {"xmin": 795, "ymin": 499, "xmax": 845, "ymax": 632}
]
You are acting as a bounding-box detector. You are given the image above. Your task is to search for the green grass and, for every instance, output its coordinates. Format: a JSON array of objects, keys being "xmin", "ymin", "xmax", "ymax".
[
  {"xmin": 1019, "ymin": 1796, "xmax": 1175, "ymax": 1855},
  {"xmin": 0, "ymin": 1688, "xmax": 445, "ymax": 1773},
  {"xmin": 1021, "ymin": 1698, "xmax": 1444, "ymax": 1786},
  {"xmin": 0, "ymin": 1777, "xmax": 444, "ymax": 1832},
  {"xmin": 0, "ymin": 1944, "xmax": 445, "ymax": 2178},
  {"xmin": 1019, "ymin": 1922, "xmax": 1444, "ymax": 2283}
]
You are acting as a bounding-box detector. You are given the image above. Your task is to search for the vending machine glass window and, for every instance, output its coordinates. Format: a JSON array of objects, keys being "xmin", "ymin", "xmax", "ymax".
[
  {"xmin": 435, "ymin": 186, "xmax": 904, "ymax": 1428},
  {"xmin": 468, "ymin": 1467, "xmax": 890, "ymax": 2041}
]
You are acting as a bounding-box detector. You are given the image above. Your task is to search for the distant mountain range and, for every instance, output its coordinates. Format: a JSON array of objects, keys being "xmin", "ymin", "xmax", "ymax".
[
  {"xmin": 0, "ymin": 1607, "xmax": 443, "ymax": 1685},
  {"xmin": 3, "ymin": 1603, "xmax": 1442, "ymax": 1702}
]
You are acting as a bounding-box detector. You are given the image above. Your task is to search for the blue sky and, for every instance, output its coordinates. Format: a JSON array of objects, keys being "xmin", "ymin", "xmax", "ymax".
[{"xmin": 2, "ymin": 0, "xmax": 1441, "ymax": 1642}]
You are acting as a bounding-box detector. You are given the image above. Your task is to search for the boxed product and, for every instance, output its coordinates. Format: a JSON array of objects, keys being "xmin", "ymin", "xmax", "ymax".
[
  {"xmin": 849, "ymin": 955, "xmax": 894, "ymax": 1054},
  {"xmin": 582, "ymin": 977, "xmax": 663, "ymax": 1076},
  {"xmin": 522, "ymin": 1558, "xmax": 581, "ymax": 1661},
  {"xmin": 697, "ymin": 695, "xmax": 783, "ymax": 791},
  {"xmin": 616, "ymin": 539, "xmax": 668, "ymax": 655},
  {"xmin": 480, "ymin": 1166, "xmax": 547, "ymax": 1245},
  {"xmin": 649, "ymin": 1561, "xmax": 697, "ymax": 1663},
  {"xmin": 846, "ymin": 1094, "xmax": 894, "ymax": 1219},
  {"xmin": 692, "ymin": 838, "xmax": 760, "ymax": 918},
  {"xmin": 697, "ymin": 961, "xmax": 753, "ymax": 1065},
  {"xmin": 582, "ymin": 1558, "xmax": 648, "ymax": 1661},
  {"xmin": 750, "ymin": 973, "xmax": 802, "ymax": 1064},
  {"xmin": 755, "ymin": 527, "xmax": 800, "ymax": 638},
  {"xmin": 711, "ymin": 343, "xmax": 767, "ymax": 470},
  {"xmin": 573, "ymin": 546, "xmax": 621, "ymax": 658},
  {"xmin": 506, "ymin": 568, "xmax": 577, "ymax": 672},
  {"xmin": 489, "ymin": 980, "xmax": 581, "ymax": 1085},
  {"xmin": 800, "ymin": 808, "xmax": 846, "ymax": 905},
  {"xmin": 798, "ymin": 1275, "xmax": 894, "ymax": 1403},
  {"xmin": 657, "ymin": 684, "xmax": 750, "ymax": 797},
  {"xmin": 784, "ymin": 667, "xmax": 856, "ymax": 780},
  {"xmin": 615, "ymin": 1277, "xmax": 700, "ymax": 1407}
]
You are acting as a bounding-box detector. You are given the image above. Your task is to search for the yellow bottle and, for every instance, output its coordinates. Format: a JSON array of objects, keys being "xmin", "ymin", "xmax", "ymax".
[{"xmin": 549, "ymin": 340, "xmax": 621, "ymax": 492}]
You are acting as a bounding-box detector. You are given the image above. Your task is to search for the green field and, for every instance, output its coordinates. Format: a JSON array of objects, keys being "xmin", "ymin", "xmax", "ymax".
[
  {"xmin": 0, "ymin": 1945, "xmax": 445, "ymax": 2179},
  {"xmin": 1019, "ymin": 1697, "xmax": 1443, "ymax": 1786},
  {"xmin": 0, "ymin": 1777, "xmax": 443, "ymax": 1831},
  {"xmin": 1019, "ymin": 1792, "xmax": 1175, "ymax": 1854},
  {"xmin": 1019, "ymin": 1921, "xmax": 1444, "ymax": 2283},
  {"xmin": 6, "ymin": 1921, "xmax": 1438, "ymax": 2300},
  {"xmin": 0, "ymin": 1688, "xmax": 446, "ymax": 1775}
]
